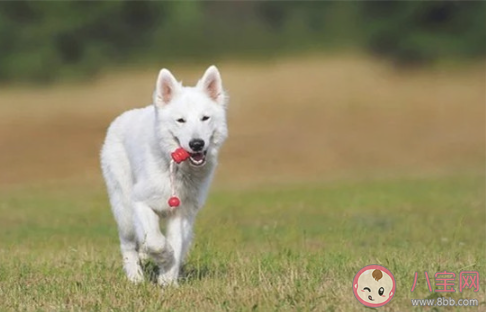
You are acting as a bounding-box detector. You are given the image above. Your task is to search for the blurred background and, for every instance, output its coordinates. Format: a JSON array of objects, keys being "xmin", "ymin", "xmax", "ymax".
[{"xmin": 0, "ymin": 1, "xmax": 484, "ymax": 189}]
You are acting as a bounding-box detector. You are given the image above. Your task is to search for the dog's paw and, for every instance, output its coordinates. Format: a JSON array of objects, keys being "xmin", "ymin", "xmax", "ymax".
[
  {"xmin": 125, "ymin": 263, "xmax": 144, "ymax": 284},
  {"xmin": 127, "ymin": 272, "xmax": 144, "ymax": 284},
  {"xmin": 138, "ymin": 251, "xmax": 150, "ymax": 262},
  {"xmin": 157, "ymin": 273, "xmax": 179, "ymax": 288}
]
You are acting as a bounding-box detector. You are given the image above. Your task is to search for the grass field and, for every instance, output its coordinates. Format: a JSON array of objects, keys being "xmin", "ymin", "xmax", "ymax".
[
  {"xmin": 0, "ymin": 175, "xmax": 484, "ymax": 311},
  {"xmin": 0, "ymin": 55, "xmax": 484, "ymax": 311}
]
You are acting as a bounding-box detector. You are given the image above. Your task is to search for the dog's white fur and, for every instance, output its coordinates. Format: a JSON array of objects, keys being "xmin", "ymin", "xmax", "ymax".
[{"xmin": 100, "ymin": 66, "xmax": 228, "ymax": 285}]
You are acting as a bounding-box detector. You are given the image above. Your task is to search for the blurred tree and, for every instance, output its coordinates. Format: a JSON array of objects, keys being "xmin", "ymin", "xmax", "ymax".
[
  {"xmin": 0, "ymin": 1, "xmax": 483, "ymax": 83},
  {"xmin": 360, "ymin": 1, "xmax": 486, "ymax": 64}
]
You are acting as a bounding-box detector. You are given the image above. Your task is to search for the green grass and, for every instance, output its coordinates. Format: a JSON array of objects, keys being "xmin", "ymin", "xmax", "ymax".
[{"xmin": 0, "ymin": 175, "xmax": 484, "ymax": 311}]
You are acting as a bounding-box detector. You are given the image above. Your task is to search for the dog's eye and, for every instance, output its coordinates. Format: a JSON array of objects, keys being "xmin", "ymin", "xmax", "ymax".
[
  {"xmin": 363, "ymin": 287, "xmax": 371, "ymax": 292},
  {"xmin": 378, "ymin": 287, "xmax": 384, "ymax": 296},
  {"xmin": 201, "ymin": 116, "xmax": 210, "ymax": 121},
  {"xmin": 176, "ymin": 118, "xmax": 186, "ymax": 123}
]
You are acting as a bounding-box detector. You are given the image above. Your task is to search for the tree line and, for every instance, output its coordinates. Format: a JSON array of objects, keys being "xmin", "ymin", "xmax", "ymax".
[{"xmin": 0, "ymin": 1, "xmax": 484, "ymax": 83}]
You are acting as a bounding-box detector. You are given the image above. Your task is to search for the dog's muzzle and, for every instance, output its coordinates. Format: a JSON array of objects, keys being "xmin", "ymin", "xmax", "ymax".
[{"xmin": 189, "ymin": 151, "xmax": 207, "ymax": 167}]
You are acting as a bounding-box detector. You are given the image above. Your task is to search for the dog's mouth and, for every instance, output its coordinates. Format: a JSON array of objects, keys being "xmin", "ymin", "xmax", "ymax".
[
  {"xmin": 189, "ymin": 151, "xmax": 207, "ymax": 167},
  {"xmin": 368, "ymin": 295, "xmax": 374, "ymax": 301}
]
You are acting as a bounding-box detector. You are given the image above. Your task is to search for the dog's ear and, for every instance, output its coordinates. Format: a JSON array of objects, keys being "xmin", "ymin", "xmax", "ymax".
[
  {"xmin": 154, "ymin": 69, "xmax": 179, "ymax": 106},
  {"xmin": 198, "ymin": 65, "xmax": 226, "ymax": 105}
]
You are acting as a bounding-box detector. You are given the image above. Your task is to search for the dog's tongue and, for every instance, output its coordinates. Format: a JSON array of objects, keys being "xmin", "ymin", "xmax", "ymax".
[{"xmin": 191, "ymin": 153, "xmax": 204, "ymax": 161}]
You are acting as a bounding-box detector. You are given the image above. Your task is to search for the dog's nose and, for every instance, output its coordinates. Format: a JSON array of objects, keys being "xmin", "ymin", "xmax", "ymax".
[{"xmin": 189, "ymin": 139, "xmax": 205, "ymax": 152}]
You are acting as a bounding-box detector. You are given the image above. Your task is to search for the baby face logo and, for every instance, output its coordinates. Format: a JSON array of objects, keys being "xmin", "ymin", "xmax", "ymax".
[{"xmin": 353, "ymin": 265, "xmax": 396, "ymax": 308}]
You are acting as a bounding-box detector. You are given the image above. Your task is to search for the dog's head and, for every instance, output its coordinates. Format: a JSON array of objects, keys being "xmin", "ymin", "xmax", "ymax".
[{"xmin": 153, "ymin": 66, "xmax": 228, "ymax": 167}]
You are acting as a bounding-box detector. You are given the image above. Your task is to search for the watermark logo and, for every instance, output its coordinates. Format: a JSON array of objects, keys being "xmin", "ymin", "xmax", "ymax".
[
  {"xmin": 353, "ymin": 264, "xmax": 396, "ymax": 308},
  {"xmin": 411, "ymin": 270, "xmax": 479, "ymax": 293}
]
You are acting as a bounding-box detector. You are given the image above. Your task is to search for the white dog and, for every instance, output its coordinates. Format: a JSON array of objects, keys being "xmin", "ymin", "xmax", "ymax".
[{"xmin": 100, "ymin": 66, "xmax": 228, "ymax": 286}]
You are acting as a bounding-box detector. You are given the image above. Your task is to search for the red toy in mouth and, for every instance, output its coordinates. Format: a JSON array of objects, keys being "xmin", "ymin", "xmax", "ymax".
[
  {"xmin": 171, "ymin": 148, "xmax": 190, "ymax": 163},
  {"xmin": 168, "ymin": 147, "xmax": 208, "ymax": 208}
]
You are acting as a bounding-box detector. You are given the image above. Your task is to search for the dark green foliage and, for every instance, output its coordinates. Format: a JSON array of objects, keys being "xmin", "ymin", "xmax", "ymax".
[
  {"xmin": 0, "ymin": 1, "xmax": 484, "ymax": 83},
  {"xmin": 360, "ymin": 1, "xmax": 486, "ymax": 65}
]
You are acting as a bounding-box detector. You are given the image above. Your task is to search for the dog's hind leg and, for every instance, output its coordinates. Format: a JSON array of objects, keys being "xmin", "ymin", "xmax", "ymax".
[
  {"xmin": 104, "ymin": 184, "xmax": 144, "ymax": 283},
  {"xmin": 107, "ymin": 186, "xmax": 144, "ymax": 283},
  {"xmin": 120, "ymin": 235, "xmax": 144, "ymax": 283},
  {"xmin": 102, "ymin": 144, "xmax": 144, "ymax": 283},
  {"xmin": 133, "ymin": 201, "xmax": 174, "ymax": 285}
]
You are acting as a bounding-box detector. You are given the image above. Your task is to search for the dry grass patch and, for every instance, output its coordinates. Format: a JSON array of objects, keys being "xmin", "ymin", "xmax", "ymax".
[{"xmin": 0, "ymin": 55, "xmax": 484, "ymax": 187}]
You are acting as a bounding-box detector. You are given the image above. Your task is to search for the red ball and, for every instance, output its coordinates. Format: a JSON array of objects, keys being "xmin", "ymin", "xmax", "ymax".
[{"xmin": 168, "ymin": 196, "xmax": 180, "ymax": 207}]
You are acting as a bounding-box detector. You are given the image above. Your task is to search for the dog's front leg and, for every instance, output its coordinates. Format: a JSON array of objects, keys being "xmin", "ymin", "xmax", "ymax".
[
  {"xmin": 159, "ymin": 210, "xmax": 195, "ymax": 286},
  {"xmin": 133, "ymin": 202, "xmax": 174, "ymax": 278}
]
